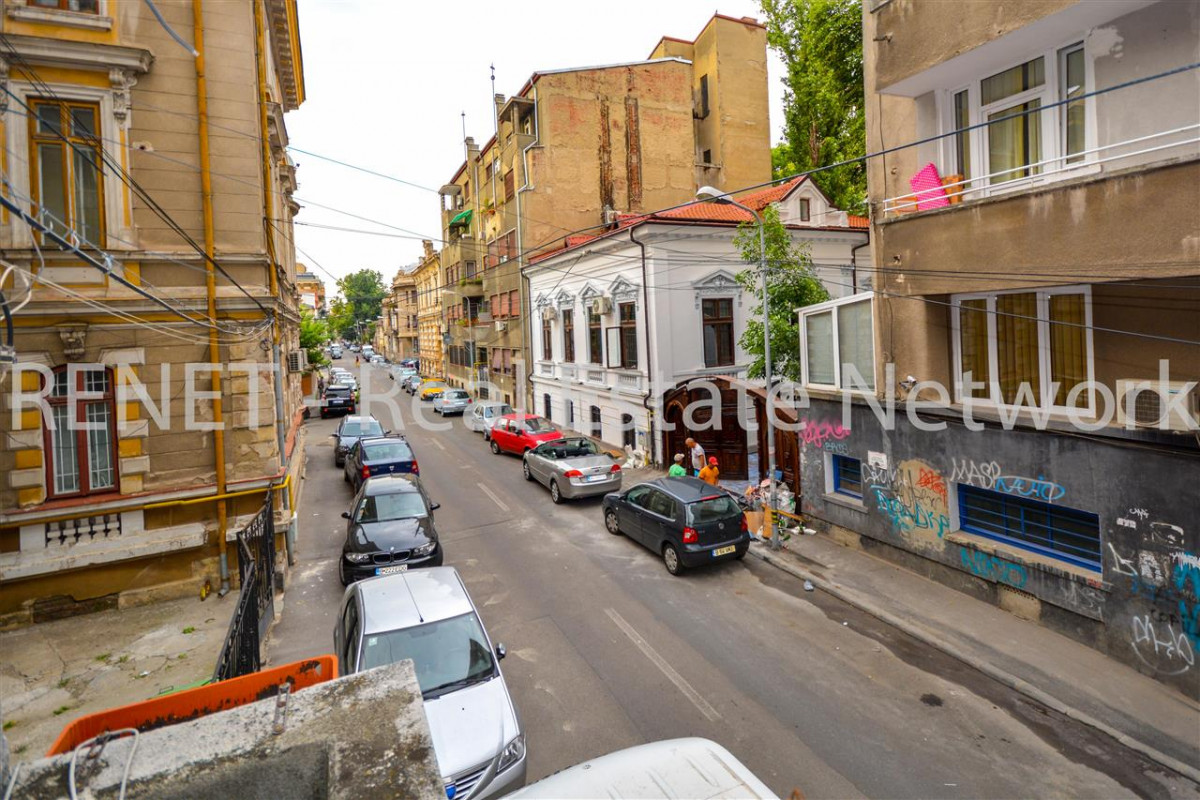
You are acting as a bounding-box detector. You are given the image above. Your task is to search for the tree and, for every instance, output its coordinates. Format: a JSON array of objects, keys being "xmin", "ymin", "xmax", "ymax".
[
  {"xmin": 759, "ymin": 0, "xmax": 866, "ymax": 213},
  {"xmin": 330, "ymin": 269, "xmax": 386, "ymax": 341},
  {"xmin": 299, "ymin": 308, "xmax": 329, "ymax": 368},
  {"xmin": 734, "ymin": 204, "xmax": 829, "ymax": 382}
]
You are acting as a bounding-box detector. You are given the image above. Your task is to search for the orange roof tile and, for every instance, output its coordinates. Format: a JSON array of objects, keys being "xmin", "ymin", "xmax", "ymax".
[{"xmin": 847, "ymin": 215, "xmax": 870, "ymax": 228}]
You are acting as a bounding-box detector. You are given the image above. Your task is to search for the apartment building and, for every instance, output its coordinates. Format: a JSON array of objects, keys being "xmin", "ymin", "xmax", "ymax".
[
  {"xmin": 438, "ymin": 13, "xmax": 773, "ymax": 407},
  {"xmin": 413, "ymin": 241, "xmax": 444, "ymax": 377},
  {"xmin": 0, "ymin": 0, "xmax": 308, "ymax": 624},
  {"xmin": 296, "ymin": 268, "xmax": 326, "ymax": 315},
  {"xmin": 795, "ymin": 0, "xmax": 1199, "ymax": 695},
  {"xmin": 379, "ymin": 268, "xmax": 417, "ymax": 362}
]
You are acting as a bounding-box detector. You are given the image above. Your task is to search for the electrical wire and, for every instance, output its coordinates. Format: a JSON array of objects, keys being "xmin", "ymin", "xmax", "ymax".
[{"xmin": 66, "ymin": 728, "xmax": 139, "ymax": 800}]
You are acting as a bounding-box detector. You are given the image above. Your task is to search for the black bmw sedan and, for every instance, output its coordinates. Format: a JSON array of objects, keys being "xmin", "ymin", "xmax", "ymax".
[{"xmin": 340, "ymin": 474, "xmax": 443, "ymax": 584}]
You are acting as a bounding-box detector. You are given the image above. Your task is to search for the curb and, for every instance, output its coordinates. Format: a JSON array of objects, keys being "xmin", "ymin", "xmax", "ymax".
[{"xmin": 747, "ymin": 545, "xmax": 1200, "ymax": 784}]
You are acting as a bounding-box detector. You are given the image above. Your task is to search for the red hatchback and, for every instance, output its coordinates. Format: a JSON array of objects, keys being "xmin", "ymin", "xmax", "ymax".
[{"xmin": 489, "ymin": 414, "xmax": 560, "ymax": 456}]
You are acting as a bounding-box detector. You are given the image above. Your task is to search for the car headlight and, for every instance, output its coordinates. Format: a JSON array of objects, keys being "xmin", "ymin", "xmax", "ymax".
[
  {"xmin": 412, "ymin": 541, "xmax": 437, "ymax": 557},
  {"xmin": 497, "ymin": 734, "xmax": 525, "ymax": 772},
  {"xmin": 344, "ymin": 552, "xmax": 371, "ymax": 563}
]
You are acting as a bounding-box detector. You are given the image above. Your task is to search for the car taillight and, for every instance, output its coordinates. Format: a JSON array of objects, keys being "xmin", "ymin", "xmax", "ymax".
[
  {"xmin": 564, "ymin": 469, "xmax": 583, "ymax": 478},
  {"xmin": 740, "ymin": 515, "xmax": 748, "ymax": 532},
  {"xmin": 683, "ymin": 527, "xmax": 698, "ymax": 544},
  {"xmin": 412, "ymin": 461, "xmax": 419, "ymax": 474},
  {"xmin": 610, "ymin": 464, "xmax": 621, "ymax": 473},
  {"xmin": 361, "ymin": 465, "xmax": 370, "ymax": 480}
]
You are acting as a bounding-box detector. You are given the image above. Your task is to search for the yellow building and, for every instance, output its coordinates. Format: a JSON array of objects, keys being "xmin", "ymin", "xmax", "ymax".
[
  {"xmin": 0, "ymin": 0, "xmax": 307, "ymax": 624},
  {"xmin": 296, "ymin": 268, "xmax": 326, "ymax": 315},
  {"xmin": 413, "ymin": 241, "xmax": 444, "ymax": 377},
  {"xmin": 378, "ymin": 268, "xmax": 417, "ymax": 361},
  {"xmin": 438, "ymin": 13, "xmax": 772, "ymax": 407}
]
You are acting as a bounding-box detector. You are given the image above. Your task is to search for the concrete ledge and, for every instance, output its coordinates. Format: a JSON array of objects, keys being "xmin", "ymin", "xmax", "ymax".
[{"xmin": 0, "ymin": 523, "xmax": 206, "ymax": 582}]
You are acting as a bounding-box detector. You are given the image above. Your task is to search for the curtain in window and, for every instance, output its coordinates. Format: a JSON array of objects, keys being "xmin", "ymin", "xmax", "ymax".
[
  {"xmin": 805, "ymin": 312, "xmax": 834, "ymax": 384},
  {"xmin": 52, "ymin": 404, "xmax": 79, "ymax": 495},
  {"xmin": 1061, "ymin": 46, "xmax": 1086, "ymax": 164},
  {"xmin": 73, "ymin": 146, "xmax": 102, "ymax": 243},
  {"xmin": 838, "ymin": 300, "xmax": 875, "ymax": 390},
  {"xmin": 37, "ymin": 143, "xmax": 68, "ymax": 234},
  {"xmin": 86, "ymin": 402, "xmax": 115, "ymax": 490},
  {"xmin": 996, "ymin": 292, "xmax": 1040, "ymax": 404},
  {"xmin": 1049, "ymin": 293, "xmax": 1087, "ymax": 407},
  {"xmin": 988, "ymin": 100, "xmax": 1041, "ymax": 182},
  {"xmin": 959, "ymin": 298, "xmax": 991, "ymax": 397}
]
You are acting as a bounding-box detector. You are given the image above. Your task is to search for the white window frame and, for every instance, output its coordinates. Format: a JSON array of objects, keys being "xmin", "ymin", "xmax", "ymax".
[
  {"xmin": 799, "ymin": 292, "xmax": 876, "ymax": 393},
  {"xmin": 936, "ymin": 37, "xmax": 1099, "ymax": 196},
  {"xmin": 950, "ymin": 284, "xmax": 1095, "ymax": 413}
]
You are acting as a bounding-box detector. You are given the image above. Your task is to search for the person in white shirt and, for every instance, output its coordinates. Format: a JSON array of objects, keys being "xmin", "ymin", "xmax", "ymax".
[{"xmin": 685, "ymin": 437, "xmax": 705, "ymax": 477}]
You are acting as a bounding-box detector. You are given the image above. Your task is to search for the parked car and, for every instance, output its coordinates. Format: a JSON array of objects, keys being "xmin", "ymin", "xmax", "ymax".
[
  {"xmin": 333, "ymin": 569, "xmax": 526, "ymax": 797},
  {"xmin": 508, "ymin": 738, "xmax": 771, "ymax": 799},
  {"xmin": 466, "ymin": 402, "xmax": 515, "ymax": 439},
  {"xmin": 522, "ymin": 437, "xmax": 622, "ymax": 504},
  {"xmin": 349, "ymin": 344, "xmax": 361, "ymax": 352},
  {"xmin": 339, "ymin": 473, "xmax": 443, "ymax": 584},
  {"xmin": 329, "ymin": 346, "xmax": 343, "ymax": 359},
  {"xmin": 344, "ymin": 434, "xmax": 419, "ymax": 493},
  {"xmin": 419, "ymin": 379, "xmax": 447, "ymax": 401},
  {"xmin": 331, "ymin": 415, "xmax": 385, "ymax": 467},
  {"xmin": 433, "ymin": 388, "xmax": 471, "ymax": 416},
  {"xmin": 489, "ymin": 414, "xmax": 559, "ymax": 456},
  {"xmin": 602, "ymin": 477, "xmax": 749, "ymax": 575},
  {"xmin": 320, "ymin": 384, "xmax": 356, "ymax": 418},
  {"xmin": 403, "ymin": 374, "xmax": 423, "ymax": 394},
  {"xmin": 370, "ymin": 354, "xmax": 385, "ymax": 365}
]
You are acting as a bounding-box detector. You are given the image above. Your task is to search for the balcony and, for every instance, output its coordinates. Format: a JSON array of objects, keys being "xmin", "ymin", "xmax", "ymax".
[
  {"xmin": 457, "ymin": 278, "xmax": 485, "ymax": 298},
  {"xmin": 537, "ymin": 361, "xmax": 554, "ymax": 376}
]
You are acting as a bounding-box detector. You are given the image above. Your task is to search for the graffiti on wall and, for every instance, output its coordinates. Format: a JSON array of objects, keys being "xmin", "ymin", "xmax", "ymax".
[
  {"xmin": 960, "ymin": 549, "xmax": 1027, "ymax": 588},
  {"xmin": 801, "ymin": 420, "xmax": 850, "ymax": 449},
  {"xmin": 869, "ymin": 459, "xmax": 950, "ymax": 548},
  {"xmin": 1109, "ymin": 515, "xmax": 1198, "ymax": 675},
  {"xmin": 950, "ymin": 459, "xmax": 1066, "ymax": 503}
]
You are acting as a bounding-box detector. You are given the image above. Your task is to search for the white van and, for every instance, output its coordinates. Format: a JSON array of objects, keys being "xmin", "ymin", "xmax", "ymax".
[{"xmin": 508, "ymin": 738, "xmax": 775, "ymax": 799}]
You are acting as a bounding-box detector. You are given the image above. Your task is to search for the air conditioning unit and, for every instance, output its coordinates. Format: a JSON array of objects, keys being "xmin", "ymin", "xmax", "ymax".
[
  {"xmin": 495, "ymin": 321, "xmax": 508, "ymax": 332},
  {"xmin": 588, "ymin": 297, "xmax": 612, "ymax": 315},
  {"xmin": 286, "ymin": 349, "xmax": 307, "ymax": 373},
  {"xmin": 541, "ymin": 307, "xmax": 556, "ymax": 322},
  {"xmin": 1115, "ymin": 379, "xmax": 1199, "ymax": 431}
]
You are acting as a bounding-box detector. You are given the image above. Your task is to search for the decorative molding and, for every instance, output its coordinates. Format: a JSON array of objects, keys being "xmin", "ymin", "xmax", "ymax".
[
  {"xmin": 578, "ymin": 282, "xmax": 602, "ymax": 301},
  {"xmin": 534, "ymin": 293, "xmax": 551, "ymax": 309},
  {"xmin": 60, "ymin": 328, "xmax": 88, "ymax": 361},
  {"xmin": 0, "ymin": 33, "xmax": 151, "ymax": 74},
  {"xmin": 554, "ymin": 289, "xmax": 575, "ymax": 309},
  {"xmin": 692, "ymin": 270, "xmax": 744, "ymax": 309},
  {"xmin": 609, "ymin": 276, "xmax": 640, "ymax": 303},
  {"xmin": 5, "ymin": 5, "xmax": 114, "ymax": 31},
  {"xmin": 108, "ymin": 68, "xmax": 138, "ymax": 125}
]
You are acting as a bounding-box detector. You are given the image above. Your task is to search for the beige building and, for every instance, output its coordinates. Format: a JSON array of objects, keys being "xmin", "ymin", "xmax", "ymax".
[
  {"xmin": 379, "ymin": 268, "xmax": 417, "ymax": 362},
  {"xmin": 296, "ymin": 268, "xmax": 326, "ymax": 315},
  {"xmin": 795, "ymin": 0, "xmax": 1199, "ymax": 694},
  {"xmin": 413, "ymin": 241, "xmax": 444, "ymax": 377},
  {"xmin": 0, "ymin": 0, "xmax": 308, "ymax": 624},
  {"xmin": 438, "ymin": 13, "xmax": 772, "ymax": 406}
]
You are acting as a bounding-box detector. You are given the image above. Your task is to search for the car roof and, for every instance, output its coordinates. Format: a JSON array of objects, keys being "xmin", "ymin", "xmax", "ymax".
[
  {"xmin": 358, "ymin": 567, "xmax": 475, "ymax": 634},
  {"xmin": 476, "ymin": 401, "xmax": 510, "ymax": 408},
  {"xmin": 362, "ymin": 473, "xmax": 421, "ymax": 495},
  {"xmin": 649, "ymin": 476, "xmax": 726, "ymax": 503},
  {"xmin": 341, "ymin": 415, "xmax": 378, "ymax": 425}
]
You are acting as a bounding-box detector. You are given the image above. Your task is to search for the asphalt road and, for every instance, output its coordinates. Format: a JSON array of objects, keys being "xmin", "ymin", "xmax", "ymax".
[{"xmin": 268, "ymin": 363, "xmax": 1188, "ymax": 799}]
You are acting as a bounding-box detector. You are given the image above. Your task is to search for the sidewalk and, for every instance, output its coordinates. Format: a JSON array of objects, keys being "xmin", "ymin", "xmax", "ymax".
[
  {"xmin": 0, "ymin": 594, "xmax": 234, "ymax": 759},
  {"xmin": 748, "ymin": 533, "xmax": 1200, "ymax": 781}
]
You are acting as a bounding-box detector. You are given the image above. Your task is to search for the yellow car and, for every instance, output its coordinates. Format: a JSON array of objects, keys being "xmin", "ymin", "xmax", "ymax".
[{"xmin": 419, "ymin": 379, "xmax": 447, "ymax": 401}]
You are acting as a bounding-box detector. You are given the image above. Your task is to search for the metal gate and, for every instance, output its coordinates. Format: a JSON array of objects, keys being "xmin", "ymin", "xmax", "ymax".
[{"xmin": 213, "ymin": 494, "xmax": 276, "ymax": 682}]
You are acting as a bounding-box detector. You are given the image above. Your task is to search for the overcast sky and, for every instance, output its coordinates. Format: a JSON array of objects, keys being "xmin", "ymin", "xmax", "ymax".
[{"xmin": 286, "ymin": 0, "xmax": 785, "ymax": 294}]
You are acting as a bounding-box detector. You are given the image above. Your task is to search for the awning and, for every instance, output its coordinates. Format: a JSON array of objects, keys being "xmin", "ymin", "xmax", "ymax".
[{"xmin": 449, "ymin": 209, "xmax": 473, "ymax": 227}]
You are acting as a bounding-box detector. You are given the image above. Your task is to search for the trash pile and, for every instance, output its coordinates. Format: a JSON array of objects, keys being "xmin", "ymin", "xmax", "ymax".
[{"xmin": 740, "ymin": 479, "xmax": 803, "ymax": 542}]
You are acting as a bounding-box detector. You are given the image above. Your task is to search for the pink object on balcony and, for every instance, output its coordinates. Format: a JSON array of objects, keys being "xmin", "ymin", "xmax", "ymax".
[{"xmin": 909, "ymin": 163, "xmax": 949, "ymax": 210}]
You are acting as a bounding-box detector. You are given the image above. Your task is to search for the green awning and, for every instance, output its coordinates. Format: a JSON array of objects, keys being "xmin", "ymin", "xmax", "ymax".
[{"xmin": 449, "ymin": 208, "xmax": 473, "ymax": 227}]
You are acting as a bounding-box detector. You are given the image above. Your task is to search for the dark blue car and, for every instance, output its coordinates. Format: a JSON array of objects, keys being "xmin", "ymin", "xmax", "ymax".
[{"xmin": 344, "ymin": 435, "xmax": 419, "ymax": 493}]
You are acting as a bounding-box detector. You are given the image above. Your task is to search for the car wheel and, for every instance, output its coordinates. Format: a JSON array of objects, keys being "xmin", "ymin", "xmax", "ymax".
[
  {"xmin": 663, "ymin": 543, "xmax": 685, "ymax": 576},
  {"xmin": 604, "ymin": 509, "xmax": 620, "ymax": 535},
  {"xmin": 335, "ymin": 457, "xmax": 343, "ymax": 468},
  {"xmin": 522, "ymin": 461, "xmax": 533, "ymax": 481},
  {"xmin": 490, "ymin": 440, "xmax": 501, "ymax": 455},
  {"xmin": 550, "ymin": 480, "xmax": 563, "ymax": 504},
  {"xmin": 339, "ymin": 564, "xmax": 349, "ymax": 586}
]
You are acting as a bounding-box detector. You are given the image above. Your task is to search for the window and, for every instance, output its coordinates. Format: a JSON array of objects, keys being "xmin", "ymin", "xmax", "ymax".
[
  {"xmin": 504, "ymin": 170, "xmax": 515, "ymax": 201},
  {"xmin": 702, "ymin": 148, "xmax": 712, "ymax": 164},
  {"xmin": 798, "ymin": 198, "xmax": 811, "ymax": 222},
  {"xmin": 541, "ymin": 315, "xmax": 552, "ymax": 360},
  {"xmin": 953, "ymin": 89, "xmax": 971, "ymax": 179},
  {"xmin": 508, "ymin": 290, "xmax": 519, "ymax": 318},
  {"xmin": 645, "ymin": 489, "xmax": 677, "ymax": 520},
  {"xmin": 29, "ymin": 0, "xmax": 99, "ymax": 11},
  {"xmin": 543, "ymin": 393, "xmax": 552, "ymax": 420},
  {"xmin": 958, "ymin": 485, "xmax": 1100, "ymax": 569},
  {"xmin": 982, "ymin": 56, "xmax": 1044, "ymax": 183},
  {"xmin": 567, "ymin": 399, "xmax": 574, "ymax": 426},
  {"xmin": 702, "ymin": 298, "xmax": 734, "ymax": 367},
  {"xmin": 618, "ymin": 302, "xmax": 637, "ymax": 369},
  {"xmin": 1059, "ymin": 44, "xmax": 1085, "ymax": 165},
  {"xmin": 562, "ymin": 309, "xmax": 575, "ymax": 361},
  {"xmin": 831, "ymin": 455, "xmax": 862, "ymax": 499},
  {"xmin": 590, "ymin": 405, "xmax": 602, "ymax": 439},
  {"xmin": 588, "ymin": 310, "xmax": 603, "ymax": 365},
  {"xmin": 952, "ymin": 287, "xmax": 1091, "ymax": 409},
  {"xmin": 800, "ymin": 294, "xmax": 875, "ymax": 391},
  {"xmin": 621, "ymin": 413, "xmax": 635, "ymax": 450},
  {"xmin": 698, "ymin": 74, "xmax": 710, "ymax": 119},
  {"xmin": 30, "ymin": 98, "xmax": 104, "ymax": 246},
  {"xmin": 45, "ymin": 366, "xmax": 117, "ymax": 498}
]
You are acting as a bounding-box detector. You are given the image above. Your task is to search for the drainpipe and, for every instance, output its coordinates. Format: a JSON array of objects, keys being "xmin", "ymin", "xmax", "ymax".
[
  {"xmin": 519, "ymin": 88, "xmax": 540, "ymax": 405},
  {"xmin": 850, "ymin": 239, "xmax": 870, "ymax": 294},
  {"xmin": 254, "ymin": 0, "xmax": 293, "ymax": 562},
  {"xmin": 629, "ymin": 227, "xmax": 654, "ymax": 465},
  {"xmin": 193, "ymin": 0, "xmax": 230, "ymax": 596}
]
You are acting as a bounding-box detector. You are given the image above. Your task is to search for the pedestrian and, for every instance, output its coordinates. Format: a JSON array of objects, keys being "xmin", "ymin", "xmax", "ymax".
[
  {"xmin": 699, "ymin": 456, "xmax": 720, "ymax": 486},
  {"xmin": 317, "ymin": 375, "xmax": 325, "ymax": 395},
  {"xmin": 685, "ymin": 437, "xmax": 705, "ymax": 477},
  {"xmin": 668, "ymin": 453, "xmax": 687, "ymax": 477},
  {"xmin": 355, "ymin": 354, "xmax": 361, "ymax": 366}
]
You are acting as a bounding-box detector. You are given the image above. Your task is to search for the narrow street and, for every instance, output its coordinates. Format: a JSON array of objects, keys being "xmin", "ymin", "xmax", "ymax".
[{"xmin": 268, "ymin": 364, "xmax": 1189, "ymax": 799}]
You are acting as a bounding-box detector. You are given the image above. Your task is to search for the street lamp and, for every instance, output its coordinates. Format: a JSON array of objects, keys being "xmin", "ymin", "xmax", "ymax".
[{"xmin": 695, "ymin": 185, "xmax": 780, "ymax": 550}]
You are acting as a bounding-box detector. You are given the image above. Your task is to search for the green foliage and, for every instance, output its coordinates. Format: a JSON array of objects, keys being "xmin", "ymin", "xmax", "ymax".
[
  {"xmin": 299, "ymin": 308, "xmax": 329, "ymax": 368},
  {"xmin": 760, "ymin": 0, "xmax": 866, "ymax": 212},
  {"xmin": 733, "ymin": 205, "xmax": 830, "ymax": 381},
  {"xmin": 328, "ymin": 269, "xmax": 387, "ymax": 341}
]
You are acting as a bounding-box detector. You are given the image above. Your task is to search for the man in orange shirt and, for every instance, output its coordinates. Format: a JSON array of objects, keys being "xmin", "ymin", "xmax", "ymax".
[{"xmin": 698, "ymin": 456, "xmax": 720, "ymax": 486}]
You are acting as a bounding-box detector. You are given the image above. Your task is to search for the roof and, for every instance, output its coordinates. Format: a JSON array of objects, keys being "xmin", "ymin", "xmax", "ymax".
[
  {"xmin": 653, "ymin": 476, "xmax": 728, "ymax": 502},
  {"xmin": 362, "ymin": 473, "xmax": 420, "ymax": 495},
  {"xmin": 648, "ymin": 13, "xmax": 767, "ymax": 59},
  {"xmin": 847, "ymin": 215, "xmax": 870, "ymax": 229},
  {"xmin": 359, "ymin": 567, "xmax": 475, "ymax": 634}
]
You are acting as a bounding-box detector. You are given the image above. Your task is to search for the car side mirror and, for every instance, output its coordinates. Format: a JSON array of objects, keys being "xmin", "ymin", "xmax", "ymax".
[
  {"xmin": 430, "ymin": 502, "xmax": 441, "ymax": 510},
  {"xmin": 341, "ymin": 511, "xmax": 352, "ymax": 519},
  {"xmin": 495, "ymin": 643, "xmax": 507, "ymax": 660}
]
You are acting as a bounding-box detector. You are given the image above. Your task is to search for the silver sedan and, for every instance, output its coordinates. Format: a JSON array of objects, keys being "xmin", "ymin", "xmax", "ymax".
[{"xmin": 522, "ymin": 437, "xmax": 622, "ymax": 504}]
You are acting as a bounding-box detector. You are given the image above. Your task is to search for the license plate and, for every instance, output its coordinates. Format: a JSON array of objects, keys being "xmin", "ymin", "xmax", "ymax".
[
  {"xmin": 585, "ymin": 474, "xmax": 606, "ymax": 483},
  {"xmin": 375, "ymin": 564, "xmax": 408, "ymax": 576},
  {"xmin": 712, "ymin": 545, "xmax": 737, "ymax": 557}
]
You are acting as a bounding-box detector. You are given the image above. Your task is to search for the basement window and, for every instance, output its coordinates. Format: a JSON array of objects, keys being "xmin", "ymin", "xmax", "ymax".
[{"xmin": 957, "ymin": 484, "xmax": 1100, "ymax": 570}]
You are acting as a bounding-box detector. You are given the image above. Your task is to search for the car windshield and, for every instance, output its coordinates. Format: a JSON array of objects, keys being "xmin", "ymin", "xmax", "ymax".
[
  {"xmin": 341, "ymin": 420, "xmax": 383, "ymax": 437},
  {"xmin": 361, "ymin": 612, "xmax": 496, "ymax": 698},
  {"xmin": 541, "ymin": 438, "xmax": 599, "ymax": 458},
  {"xmin": 356, "ymin": 491, "xmax": 427, "ymax": 522},
  {"xmin": 326, "ymin": 386, "xmax": 352, "ymax": 396},
  {"xmin": 445, "ymin": 390, "xmax": 469, "ymax": 400},
  {"xmin": 523, "ymin": 417, "xmax": 555, "ymax": 433},
  {"xmin": 362, "ymin": 442, "xmax": 413, "ymax": 462},
  {"xmin": 687, "ymin": 494, "xmax": 741, "ymax": 524}
]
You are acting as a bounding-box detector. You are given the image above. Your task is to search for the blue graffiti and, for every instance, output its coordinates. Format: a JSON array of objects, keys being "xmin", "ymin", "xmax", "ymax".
[
  {"xmin": 872, "ymin": 487, "xmax": 949, "ymax": 537},
  {"xmin": 992, "ymin": 475, "xmax": 1066, "ymax": 503},
  {"xmin": 960, "ymin": 548, "xmax": 1028, "ymax": 588}
]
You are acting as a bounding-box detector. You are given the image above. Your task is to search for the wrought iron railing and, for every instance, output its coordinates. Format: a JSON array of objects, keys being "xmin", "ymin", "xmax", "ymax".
[{"xmin": 213, "ymin": 494, "xmax": 276, "ymax": 682}]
